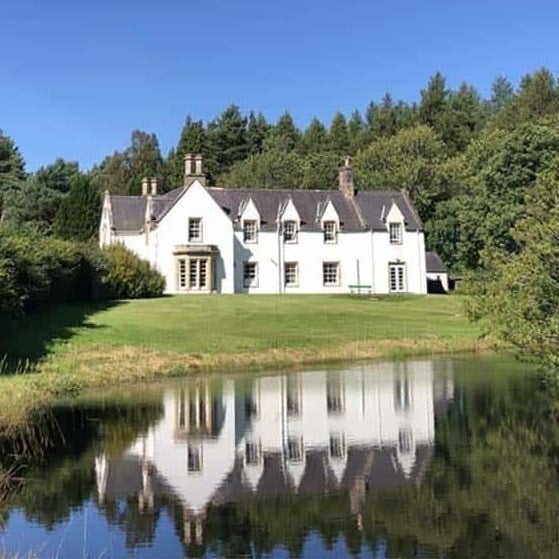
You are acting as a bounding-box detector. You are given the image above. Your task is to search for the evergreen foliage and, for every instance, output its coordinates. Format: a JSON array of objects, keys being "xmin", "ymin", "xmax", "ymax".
[
  {"xmin": 53, "ymin": 175, "xmax": 101, "ymax": 241},
  {"xmin": 102, "ymin": 244, "xmax": 165, "ymax": 299}
]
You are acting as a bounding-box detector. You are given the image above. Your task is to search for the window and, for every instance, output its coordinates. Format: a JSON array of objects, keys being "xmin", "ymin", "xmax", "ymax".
[
  {"xmin": 323, "ymin": 221, "xmax": 337, "ymax": 243},
  {"xmin": 187, "ymin": 444, "xmax": 202, "ymax": 472},
  {"xmin": 188, "ymin": 218, "xmax": 202, "ymax": 242},
  {"xmin": 178, "ymin": 258, "xmax": 187, "ymax": 289},
  {"xmin": 389, "ymin": 263, "xmax": 406, "ymax": 293},
  {"xmin": 323, "ymin": 262, "xmax": 340, "ymax": 286},
  {"xmin": 245, "ymin": 440, "xmax": 262, "ymax": 466},
  {"xmin": 394, "ymin": 374, "xmax": 412, "ymax": 412},
  {"xmin": 287, "ymin": 375, "xmax": 301, "ymax": 417},
  {"xmin": 286, "ymin": 436, "xmax": 304, "ymax": 463},
  {"xmin": 398, "ymin": 428, "xmax": 413, "ymax": 454},
  {"xmin": 389, "ymin": 222, "xmax": 402, "ymax": 244},
  {"xmin": 284, "ymin": 262, "xmax": 298, "ymax": 287},
  {"xmin": 283, "ymin": 220, "xmax": 298, "ymax": 243},
  {"xmin": 243, "ymin": 262, "xmax": 258, "ymax": 288},
  {"xmin": 329, "ymin": 433, "xmax": 346, "ymax": 459},
  {"xmin": 244, "ymin": 392, "xmax": 259, "ymax": 420},
  {"xmin": 243, "ymin": 220, "xmax": 258, "ymax": 243},
  {"xmin": 327, "ymin": 374, "xmax": 345, "ymax": 414}
]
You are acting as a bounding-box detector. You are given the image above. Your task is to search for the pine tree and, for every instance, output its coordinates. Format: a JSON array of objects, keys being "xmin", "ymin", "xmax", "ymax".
[
  {"xmin": 264, "ymin": 112, "xmax": 301, "ymax": 152},
  {"xmin": 35, "ymin": 158, "xmax": 80, "ymax": 193},
  {"xmin": 329, "ymin": 112, "xmax": 350, "ymax": 155},
  {"xmin": 418, "ymin": 72, "xmax": 449, "ymax": 129},
  {"xmin": 347, "ymin": 110, "xmax": 365, "ymax": 154},
  {"xmin": 53, "ymin": 175, "xmax": 101, "ymax": 241},
  {"xmin": 206, "ymin": 104, "xmax": 249, "ymax": 179},
  {"xmin": 302, "ymin": 118, "xmax": 328, "ymax": 154},
  {"xmin": 0, "ymin": 130, "xmax": 26, "ymax": 220},
  {"xmin": 168, "ymin": 116, "xmax": 207, "ymax": 186},
  {"xmin": 490, "ymin": 75, "xmax": 514, "ymax": 112},
  {"xmin": 247, "ymin": 112, "xmax": 270, "ymax": 155}
]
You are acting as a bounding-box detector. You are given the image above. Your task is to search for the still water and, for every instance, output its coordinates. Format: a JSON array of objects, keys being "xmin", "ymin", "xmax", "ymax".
[{"xmin": 0, "ymin": 356, "xmax": 556, "ymax": 558}]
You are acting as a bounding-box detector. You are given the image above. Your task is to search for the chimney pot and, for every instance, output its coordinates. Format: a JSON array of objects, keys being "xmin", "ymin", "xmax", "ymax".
[
  {"xmin": 150, "ymin": 177, "xmax": 157, "ymax": 196},
  {"xmin": 339, "ymin": 157, "xmax": 354, "ymax": 197},
  {"xmin": 141, "ymin": 177, "xmax": 149, "ymax": 196},
  {"xmin": 194, "ymin": 154, "xmax": 203, "ymax": 176}
]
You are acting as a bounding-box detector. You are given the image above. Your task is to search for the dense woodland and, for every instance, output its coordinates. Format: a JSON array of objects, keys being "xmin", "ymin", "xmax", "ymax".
[{"xmin": 2, "ymin": 67, "xmax": 559, "ymax": 361}]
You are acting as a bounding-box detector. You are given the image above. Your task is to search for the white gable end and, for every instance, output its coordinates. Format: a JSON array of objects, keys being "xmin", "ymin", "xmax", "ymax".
[{"xmin": 385, "ymin": 202, "xmax": 405, "ymax": 228}]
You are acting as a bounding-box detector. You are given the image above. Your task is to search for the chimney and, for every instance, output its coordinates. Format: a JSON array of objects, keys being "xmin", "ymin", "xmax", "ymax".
[
  {"xmin": 184, "ymin": 153, "xmax": 206, "ymax": 187},
  {"xmin": 339, "ymin": 156, "xmax": 354, "ymax": 197},
  {"xmin": 150, "ymin": 177, "xmax": 158, "ymax": 196},
  {"xmin": 194, "ymin": 154, "xmax": 203, "ymax": 176},
  {"xmin": 141, "ymin": 177, "xmax": 149, "ymax": 196}
]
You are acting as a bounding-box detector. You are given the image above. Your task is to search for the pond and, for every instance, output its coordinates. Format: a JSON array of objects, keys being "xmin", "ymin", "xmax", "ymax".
[{"xmin": 0, "ymin": 355, "xmax": 557, "ymax": 558}]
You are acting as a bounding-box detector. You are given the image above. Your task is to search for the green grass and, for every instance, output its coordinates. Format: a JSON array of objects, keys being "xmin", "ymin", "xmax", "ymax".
[
  {"xmin": 29, "ymin": 294, "xmax": 477, "ymax": 356},
  {"xmin": 0, "ymin": 294, "xmax": 490, "ymax": 429}
]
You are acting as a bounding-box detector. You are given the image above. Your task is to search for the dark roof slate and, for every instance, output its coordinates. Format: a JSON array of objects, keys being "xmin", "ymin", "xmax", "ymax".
[
  {"xmin": 425, "ymin": 251, "xmax": 447, "ymax": 273},
  {"xmin": 110, "ymin": 196, "xmax": 146, "ymax": 232},
  {"xmin": 108, "ymin": 185, "xmax": 423, "ymax": 233}
]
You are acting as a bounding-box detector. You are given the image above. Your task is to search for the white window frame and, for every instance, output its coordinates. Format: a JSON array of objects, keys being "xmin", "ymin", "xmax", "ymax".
[
  {"xmin": 389, "ymin": 222, "xmax": 403, "ymax": 245},
  {"xmin": 243, "ymin": 261, "xmax": 259, "ymax": 288},
  {"xmin": 323, "ymin": 221, "xmax": 337, "ymax": 244},
  {"xmin": 188, "ymin": 217, "xmax": 203, "ymax": 242},
  {"xmin": 243, "ymin": 220, "xmax": 258, "ymax": 243},
  {"xmin": 283, "ymin": 220, "xmax": 298, "ymax": 243},
  {"xmin": 245, "ymin": 439, "xmax": 262, "ymax": 467},
  {"xmin": 284, "ymin": 261, "xmax": 299, "ymax": 287},
  {"xmin": 322, "ymin": 262, "xmax": 340, "ymax": 287},
  {"xmin": 389, "ymin": 263, "xmax": 406, "ymax": 293},
  {"xmin": 187, "ymin": 443, "xmax": 203, "ymax": 473},
  {"xmin": 329, "ymin": 432, "xmax": 346, "ymax": 460},
  {"xmin": 178, "ymin": 258, "xmax": 187, "ymax": 290},
  {"xmin": 286, "ymin": 436, "xmax": 304, "ymax": 463}
]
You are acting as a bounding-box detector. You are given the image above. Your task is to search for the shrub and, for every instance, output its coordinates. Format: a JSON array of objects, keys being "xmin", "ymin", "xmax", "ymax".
[{"xmin": 101, "ymin": 244, "xmax": 165, "ymax": 299}]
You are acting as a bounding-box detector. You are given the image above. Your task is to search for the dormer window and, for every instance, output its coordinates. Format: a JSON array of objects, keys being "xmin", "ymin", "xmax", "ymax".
[
  {"xmin": 323, "ymin": 221, "xmax": 337, "ymax": 244},
  {"xmin": 389, "ymin": 222, "xmax": 403, "ymax": 244},
  {"xmin": 243, "ymin": 220, "xmax": 258, "ymax": 243},
  {"xmin": 188, "ymin": 218, "xmax": 203, "ymax": 242},
  {"xmin": 283, "ymin": 220, "xmax": 298, "ymax": 243}
]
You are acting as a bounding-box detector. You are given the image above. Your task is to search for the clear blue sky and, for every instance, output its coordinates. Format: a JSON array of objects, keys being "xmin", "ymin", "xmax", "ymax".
[{"xmin": 1, "ymin": 0, "xmax": 558, "ymax": 171}]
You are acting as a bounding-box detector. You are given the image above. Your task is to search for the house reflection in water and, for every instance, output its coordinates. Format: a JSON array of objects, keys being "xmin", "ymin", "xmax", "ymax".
[{"xmin": 95, "ymin": 360, "xmax": 454, "ymax": 545}]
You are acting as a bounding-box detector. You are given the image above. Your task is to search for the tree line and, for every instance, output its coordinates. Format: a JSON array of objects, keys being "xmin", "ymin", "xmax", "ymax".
[{"xmin": 2, "ymin": 67, "xmax": 559, "ymax": 362}]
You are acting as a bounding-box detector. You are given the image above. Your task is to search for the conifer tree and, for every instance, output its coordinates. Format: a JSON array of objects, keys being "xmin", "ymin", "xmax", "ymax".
[
  {"xmin": 0, "ymin": 130, "xmax": 26, "ymax": 220},
  {"xmin": 247, "ymin": 112, "xmax": 270, "ymax": 155},
  {"xmin": 264, "ymin": 112, "xmax": 301, "ymax": 152},
  {"xmin": 302, "ymin": 118, "xmax": 328, "ymax": 154},
  {"xmin": 53, "ymin": 175, "xmax": 101, "ymax": 241},
  {"xmin": 328, "ymin": 112, "xmax": 350, "ymax": 154}
]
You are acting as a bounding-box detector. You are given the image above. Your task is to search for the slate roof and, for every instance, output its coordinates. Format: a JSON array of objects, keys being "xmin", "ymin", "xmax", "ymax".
[
  {"xmin": 108, "ymin": 185, "xmax": 423, "ymax": 234},
  {"xmin": 425, "ymin": 251, "xmax": 447, "ymax": 273},
  {"xmin": 99, "ymin": 443, "xmax": 433, "ymax": 510}
]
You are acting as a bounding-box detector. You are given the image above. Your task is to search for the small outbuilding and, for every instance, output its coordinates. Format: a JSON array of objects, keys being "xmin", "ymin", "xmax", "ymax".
[{"xmin": 426, "ymin": 251, "xmax": 448, "ymax": 293}]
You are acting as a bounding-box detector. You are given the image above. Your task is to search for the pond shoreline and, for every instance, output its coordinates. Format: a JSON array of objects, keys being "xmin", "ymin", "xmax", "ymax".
[{"xmin": 0, "ymin": 336, "xmax": 499, "ymax": 431}]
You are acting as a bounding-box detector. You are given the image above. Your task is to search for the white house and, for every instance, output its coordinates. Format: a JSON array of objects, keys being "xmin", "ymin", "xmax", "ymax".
[
  {"xmin": 94, "ymin": 360, "xmax": 455, "ymax": 544},
  {"xmin": 99, "ymin": 155, "xmax": 428, "ymax": 294}
]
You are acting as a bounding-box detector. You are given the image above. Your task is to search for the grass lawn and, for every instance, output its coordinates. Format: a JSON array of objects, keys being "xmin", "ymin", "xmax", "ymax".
[{"xmin": 0, "ymin": 294, "xmax": 490, "ymax": 428}]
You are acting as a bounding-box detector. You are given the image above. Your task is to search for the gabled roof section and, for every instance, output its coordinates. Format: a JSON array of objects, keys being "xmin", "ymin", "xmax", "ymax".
[
  {"xmin": 207, "ymin": 188, "xmax": 366, "ymax": 232},
  {"xmin": 109, "ymin": 187, "xmax": 184, "ymax": 233},
  {"xmin": 353, "ymin": 190, "xmax": 423, "ymax": 231},
  {"xmin": 107, "ymin": 184, "xmax": 423, "ymax": 234},
  {"xmin": 109, "ymin": 196, "xmax": 147, "ymax": 232},
  {"xmin": 426, "ymin": 251, "xmax": 447, "ymax": 273}
]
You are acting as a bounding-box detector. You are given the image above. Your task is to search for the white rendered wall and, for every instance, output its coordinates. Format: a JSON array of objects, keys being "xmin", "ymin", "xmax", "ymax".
[
  {"xmin": 154, "ymin": 181, "xmax": 235, "ymax": 294},
  {"xmin": 99, "ymin": 360, "xmax": 452, "ymax": 512}
]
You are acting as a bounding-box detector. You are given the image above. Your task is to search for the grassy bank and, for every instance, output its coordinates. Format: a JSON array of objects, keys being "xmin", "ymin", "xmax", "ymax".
[{"xmin": 0, "ymin": 294, "xmax": 492, "ymax": 428}]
